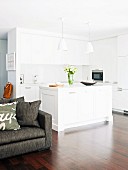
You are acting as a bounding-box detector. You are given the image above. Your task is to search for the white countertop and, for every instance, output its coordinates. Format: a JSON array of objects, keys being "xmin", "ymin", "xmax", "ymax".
[
  {"xmin": 39, "ymin": 82, "xmax": 112, "ymax": 91},
  {"xmin": 19, "ymin": 82, "xmax": 113, "ymax": 87}
]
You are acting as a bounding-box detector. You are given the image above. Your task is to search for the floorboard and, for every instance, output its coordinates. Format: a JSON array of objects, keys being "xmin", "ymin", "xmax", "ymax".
[{"xmin": 0, "ymin": 114, "xmax": 128, "ymax": 170}]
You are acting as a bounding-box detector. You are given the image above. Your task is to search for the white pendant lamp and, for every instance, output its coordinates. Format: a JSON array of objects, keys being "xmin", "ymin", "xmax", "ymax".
[
  {"xmin": 86, "ymin": 22, "xmax": 94, "ymax": 54},
  {"xmin": 58, "ymin": 18, "xmax": 68, "ymax": 51}
]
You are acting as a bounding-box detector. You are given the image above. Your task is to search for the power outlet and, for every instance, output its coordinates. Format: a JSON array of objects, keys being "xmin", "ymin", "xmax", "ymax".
[{"xmin": 20, "ymin": 74, "xmax": 24, "ymax": 84}]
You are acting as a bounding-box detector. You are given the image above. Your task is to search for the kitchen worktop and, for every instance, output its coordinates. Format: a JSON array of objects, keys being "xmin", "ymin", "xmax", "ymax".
[
  {"xmin": 20, "ymin": 81, "xmax": 113, "ymax": 87},
  {"xmin": 19, "ymin": 82, "xmax": 112, "ymax": 93},
  {"xmin": 39, "ymin": 82, "xmax": 112, "ymax": 90}
]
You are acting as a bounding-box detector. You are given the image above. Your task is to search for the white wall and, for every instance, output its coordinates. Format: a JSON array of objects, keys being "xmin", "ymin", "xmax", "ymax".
[
  {"xmin": 0, "ymin": 40, "xmax": 7, "ymax": 97},
  {"xmin": 20, "ymin": 64, "xmax": 83, "ymax": 84},
  {"xmin": 82, "ymin": 37, "xmax": 117, "ymax": 83},
  {"xmin": 8, "ymin": 29, "xmax": 16, "ymax": 97}
]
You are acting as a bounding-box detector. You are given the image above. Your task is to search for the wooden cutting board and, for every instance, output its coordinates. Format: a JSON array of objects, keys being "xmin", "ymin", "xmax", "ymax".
[{"xmin": 49, "ymin": 84, "xmax": 64, "ymax": 87}]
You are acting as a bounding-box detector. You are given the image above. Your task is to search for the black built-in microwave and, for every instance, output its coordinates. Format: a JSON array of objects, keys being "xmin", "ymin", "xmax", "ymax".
[{"xmin": 92, "ymin": 70, "xmax": 103, "ymax": 81}]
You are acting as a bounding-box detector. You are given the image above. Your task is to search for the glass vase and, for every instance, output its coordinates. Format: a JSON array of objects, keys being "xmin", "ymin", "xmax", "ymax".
[{"xmin": 68, "ymin": 73, "xmax": 74, "ymax": 85}]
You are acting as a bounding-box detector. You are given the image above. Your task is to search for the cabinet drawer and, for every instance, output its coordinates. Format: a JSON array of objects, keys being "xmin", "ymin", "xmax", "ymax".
[{"xmin": 20, "ymin": 85, "xmax": 39, "ymax": 102}]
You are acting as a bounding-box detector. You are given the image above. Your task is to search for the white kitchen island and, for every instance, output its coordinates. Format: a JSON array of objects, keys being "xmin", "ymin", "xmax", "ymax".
[{"xmin": 39, "ymin": 84, "xmax": 113, "ymax": 132}]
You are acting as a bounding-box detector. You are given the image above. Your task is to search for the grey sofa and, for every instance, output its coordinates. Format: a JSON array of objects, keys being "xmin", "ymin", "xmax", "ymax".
[{"xmin": 0, "ymin": 98, "xmax": 52, "ymax": 159}]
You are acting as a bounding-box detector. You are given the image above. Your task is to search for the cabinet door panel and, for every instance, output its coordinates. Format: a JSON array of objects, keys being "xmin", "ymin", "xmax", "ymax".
[
  {"xmin": 19, "ymin": 33, "xmax": 32, "ymax": 64},
  {"xmin": 78, "ymin": 89, "xmax": 93, "ymax": 122},
  {"xmin": 118, "ymin": 35, "xmax": 128, "ymax": 56},
  {"xmin": 61, "ymin": 91, "xmax": 78, "ymax": 125},
  {"xmin": 18, "ymin": 32, "xmax": 89, "ymax": 65},
  {"xmin": 93, "ymin": 89, "xmax": 104, "ymax": 118},
  {"xmin": 93, "ymin": 87, "xmax": 112, "ymax": 119},
  {"xmin": 40, "ymin": 90, "xmax": 57, "ymax": 125},
  {"xmin": 118, "ymin": 56, "xmax": 128, "ymax": 89},
  {"xmin": 113, "ymin": 90, "xmax": 128, "ymax": 111},
  {"xmin": 66, "ymin": 39, "xmax": 89, "ymax": 65},
  {"xmin": 31, "ymin": 35, "xmax": 69, "ymax": 64},
  {"xmin": 31, "ymin": 35, "xmax": 53, "ymax": 64}
]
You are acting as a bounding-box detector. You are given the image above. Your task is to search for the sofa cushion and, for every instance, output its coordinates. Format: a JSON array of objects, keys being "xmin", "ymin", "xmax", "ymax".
[
  {"xmin": 0, "ymin": 102, "xmax": 20, "ymax": 130},
  {"xmin": 0, "ymin": 127, "xmax": 45, "ymax": 145},
  {"xmin": 0, "ymin": 98, "xmax": 10, "ymax": 104},
  {"xmin": 0, "ymin": 96, "xmax": 24, "ymax": 104},
  {"xmin": 10, "ymin": 96, "xmax": 24, "ymax": 103},
  {"xmin": 16, "ymin": 100, "xmax": 41, "ymax": 127}
]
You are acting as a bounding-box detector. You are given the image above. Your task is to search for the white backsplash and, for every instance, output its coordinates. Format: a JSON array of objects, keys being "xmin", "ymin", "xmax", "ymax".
[{"xmin": 20, "ymin": 64, "xmax": 83, "ymax": 84}]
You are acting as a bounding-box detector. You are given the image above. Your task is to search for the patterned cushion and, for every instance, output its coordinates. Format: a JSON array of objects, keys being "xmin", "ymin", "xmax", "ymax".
[
  {"xmin": 0, "ymin": 102, "xmax": 20, "ymax": 130},
  {"xmin": 16, "ymin": 100, "xmax": 41, "ymax": 127}
]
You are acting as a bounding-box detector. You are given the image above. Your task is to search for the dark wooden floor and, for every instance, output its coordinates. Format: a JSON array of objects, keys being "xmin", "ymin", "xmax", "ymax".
[{"xmin": 1, "ymin": 114, "xmax": 128, "ymax": 170}]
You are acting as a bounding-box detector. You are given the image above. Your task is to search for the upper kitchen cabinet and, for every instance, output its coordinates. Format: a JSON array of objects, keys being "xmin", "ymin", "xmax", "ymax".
[
  {"xmin": 66, "ymin": 39, "xmax": 89, "ymax": 65},
  {"xmin": 8, "ymin": 28, "xmax": 89, "ymax": 65},
  {"xmin": 18, "ymin": 33, "xmax": 52, "ymax": 64},
  {"xmin": 31, "ymin": 35, "xmax": 64, "ymax": 64},
  {"xmin": 118, "ymin": 34, "xmax": 128, "ymax": 57},
  {"xmin": 27, "ymin": 35, "xmax": 89, "ymax": 65},
  {"xmin": 89, "ymin": 37, "xmax": 117, "ymax": 83},
  {"xmin": 18, "ymin": 33, "xmax": 32, "ymax": 64}
]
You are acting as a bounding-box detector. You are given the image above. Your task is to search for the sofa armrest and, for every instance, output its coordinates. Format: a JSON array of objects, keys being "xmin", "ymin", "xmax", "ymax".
[{"xmin": 38, "ymin": 110, "xmax": 52, "ymax": 148}]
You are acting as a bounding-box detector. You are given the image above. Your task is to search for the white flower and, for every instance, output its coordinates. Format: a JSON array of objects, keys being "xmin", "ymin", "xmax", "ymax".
[{"xmin": 64, "ymin": 65, "xmax": 77, "ymax": 74}]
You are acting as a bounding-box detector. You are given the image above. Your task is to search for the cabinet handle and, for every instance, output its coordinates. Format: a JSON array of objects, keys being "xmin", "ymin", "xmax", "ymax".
[
  {"xmin": 25, "ymin": 87, "xmax": 31, "ymax": 89},
  {"xmin": 69, "ymin": 92, "xmax": 76, "ymax": 94},
  {"xmin": 117, "ymin": 87, "xmax": 122, "ymax": 91}
]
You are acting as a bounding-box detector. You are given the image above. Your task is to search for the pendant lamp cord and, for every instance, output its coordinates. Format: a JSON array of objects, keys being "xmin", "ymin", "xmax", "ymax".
[
  {"xmin": 60, "ymin": 17, "xmax": 64, "ymax": 39},
  {"xmin": 88, "ymin": 22, "xmax": 90, "ymax": 42}
]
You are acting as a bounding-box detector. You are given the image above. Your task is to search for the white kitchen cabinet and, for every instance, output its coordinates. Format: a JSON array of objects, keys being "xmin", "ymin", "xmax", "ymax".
[
  {"xmin": 78, "ymin": 88, "xmax": 93, "ymax": 122},
  {"xmin": 93, "ymin": 86, "xmax": 112, "ymax": 119},
  {"xmin": 39, "ymin": 89, "xmax": 58, "ymax": 128},
  {"xmin": 59, "ymin": 88, "xmax": 78, "ymax": 125},
  {"xmin": 19, "ymin": 84, "xmax": 39, "ymax": 102},
  {"xmin": 17, "ymin": 29, "xmax": 89, "ymax": 65},
  {"xmin": 119, "ymin": 90, "xmax": 128, "ymax": 111},
  {"xmin": 117, "ymin": 56, "xmax": 128, "ymax": 89},
  {"xmin": 15, "ymin": 29, "xmax": 88, "ymax": 65},
  {"xmin": 117, "ymin": 34, "xmax": 128, "ymax": 56},
  {"xmin": 47, "ymin": 37, "xmax": 69, "ymax": 65},
  {"xmin": 18, "ymin": 33, "xmax": 32, "ymax": 64},
  {"xmin": 66, "ymin": 39, "xmax": 89, "ymax": 65},
  {"xmin": 113, "ymin": 37, "xmax": 128, "ymax": 112},
  {"xmin": 39, "ymin": 85, "xmax": 112, "ymax": 131},
  {"xmin": 112, "ymin": 89, "xmax": 124, "ymax": 111},
  {"xmin": 112, "ymin": 87, "xmax": 128, "ymax": 112},
  {"xmin": 89, "ymin": 38, "xmax": 117, "ymax": 83},
  {"xmin": 29, "ymin": 35, "xmax": 89, "ymax": 65},
  {"xmin": 31, "ymin": 35, "xmax": 57, "ymax": 64}
]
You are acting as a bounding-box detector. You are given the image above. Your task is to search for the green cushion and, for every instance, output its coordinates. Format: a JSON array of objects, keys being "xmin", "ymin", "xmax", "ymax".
[
  {"xmin": 0, "ymin": 102, "xmax": 20, "ymax": 130},
  {"xmin": 16, "ymin": 100, "xmax": 41, "ymax": 127}
]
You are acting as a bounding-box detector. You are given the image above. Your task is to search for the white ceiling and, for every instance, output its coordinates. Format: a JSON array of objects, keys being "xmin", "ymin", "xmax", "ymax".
[{"xmin": 1, "ymin": 0, "xmax": 128, "ymax": 40}]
